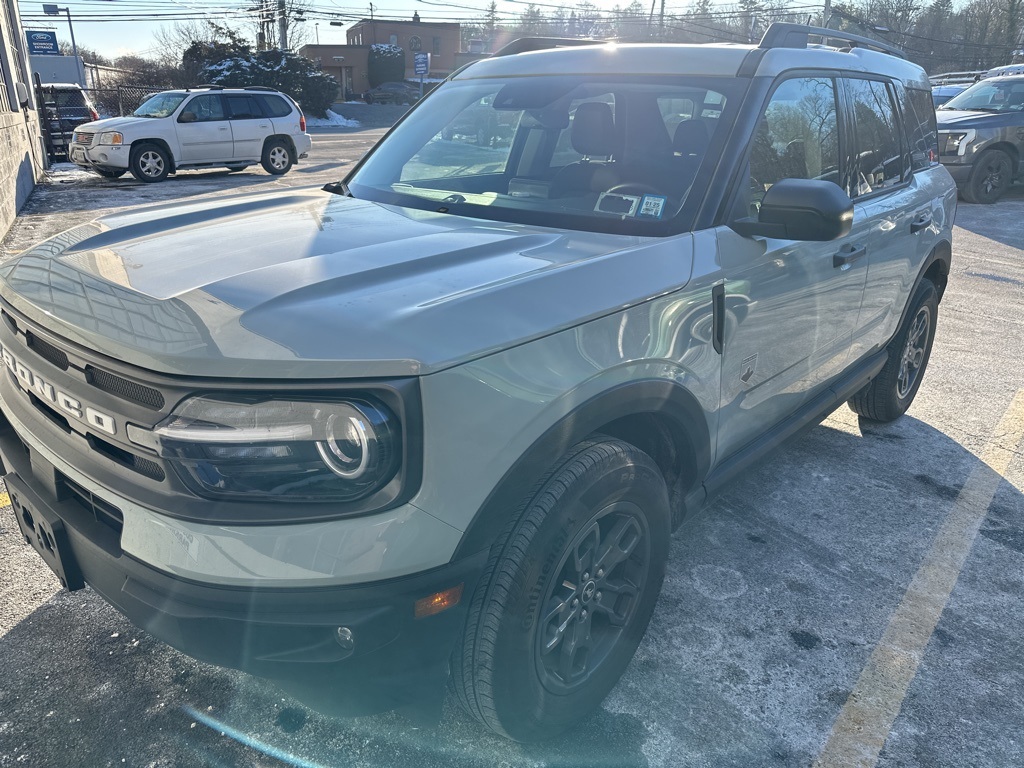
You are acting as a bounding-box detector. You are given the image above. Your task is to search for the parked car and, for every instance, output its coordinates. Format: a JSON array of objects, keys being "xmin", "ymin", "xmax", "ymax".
[
  {"xmin": 40, "ymin": 83, "xmax": 98, "ymax": 158},
  {"xmin": 68, "ymin": 86, "xmax": 312, "ymax": 182},
  {"xmin": 2, "ymin": 24, "xmax": 954, "ymax": 742},
  {"xmin": 362, "ymin": 81, "xmax": 420, "ymax": 105},
  {"xmin": 932, "ymin": 83, "xmax": 968, "ymax": 107},
  {"xmin": 936, "ymin": 74, "xmax": 1024, "ymax": 202}
]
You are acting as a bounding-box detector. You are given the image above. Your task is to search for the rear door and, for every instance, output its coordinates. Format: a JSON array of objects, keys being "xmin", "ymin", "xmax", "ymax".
[
  {"xmin": 175, "ymin": 93, "xmax": 232, "ymax": 162},
  {"xmin": 224, "ymin": 94, "xmax": 271, "ymax": 160},
  {"xmin": 841, "ymin": 77, "xmax": 924, "ymax": 362},
  {"xmin": 258, "ymin": 94, "xmax": 301, "ymax": 135}
]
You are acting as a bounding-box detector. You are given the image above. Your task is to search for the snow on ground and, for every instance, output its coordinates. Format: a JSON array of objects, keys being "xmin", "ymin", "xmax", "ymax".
[{"xmin": 306, "ymin": 110, "xmax": 359, "ymax": 128}]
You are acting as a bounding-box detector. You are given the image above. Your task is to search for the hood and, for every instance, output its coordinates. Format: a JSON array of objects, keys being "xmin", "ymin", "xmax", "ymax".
[
  {"xmin": 76, "ymin": 115, "xmax": 161, "ymax": 132},
  {"xmin": 0, "ymin": 189, "xmax": 692, "ymax": 378},
  {"xmin": 935, "ymin": 109, "xmax": 1023, "ymax": 129}
]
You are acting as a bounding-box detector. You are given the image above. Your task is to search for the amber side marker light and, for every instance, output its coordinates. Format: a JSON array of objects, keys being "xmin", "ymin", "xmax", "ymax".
[{"xmin": 414, "ymin": 583, "xmax": 464, "ymax": 619}]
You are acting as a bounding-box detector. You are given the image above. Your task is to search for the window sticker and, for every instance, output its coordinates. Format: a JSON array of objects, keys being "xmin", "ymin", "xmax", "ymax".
[{"xmin": 638, "ymin": 195, "xmax": 667, "ymax": 219}]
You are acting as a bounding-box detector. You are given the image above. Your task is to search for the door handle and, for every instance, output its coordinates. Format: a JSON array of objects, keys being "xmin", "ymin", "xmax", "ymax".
[
  {"xmin": 833, "ymin": 243, "xmax": 867, "ymax": 269},
  {"xmin": 259, "ymin": 124, "xmax": 269, "ymax": 128},
  {"xmin": 218, "ymin": 126, "xmax": 228, "ymax": 131},
  {"xmin": 910, "ymin": 213, "xmax": 932, "ymax": 233}
]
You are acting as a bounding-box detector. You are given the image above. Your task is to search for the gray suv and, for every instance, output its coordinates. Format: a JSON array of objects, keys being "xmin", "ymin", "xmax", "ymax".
[{"xmin": 1, "ymin": 24, "xmax": 954, "ymax": 741}]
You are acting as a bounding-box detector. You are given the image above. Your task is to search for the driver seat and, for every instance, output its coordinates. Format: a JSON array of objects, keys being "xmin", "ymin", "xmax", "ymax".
[{"xmin": 550, "ymin": 102, "xmax": 621, "ymax": 197}]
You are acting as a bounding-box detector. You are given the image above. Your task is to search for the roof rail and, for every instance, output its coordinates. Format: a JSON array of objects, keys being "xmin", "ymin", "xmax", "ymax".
[
  {"xmin": 758, "ymin": 23, "xmax": 905, "ymax": 60},
  {"xmin": 492, "ymin": 37, "xmax": 607, "ymax": 57},
  {"xmin": 243, "ymin": 86, "xmax": 276, "ymax": 91},
  {"xmin": 194, "ymin": 84, "xmax": 224, "ymax": 90}
]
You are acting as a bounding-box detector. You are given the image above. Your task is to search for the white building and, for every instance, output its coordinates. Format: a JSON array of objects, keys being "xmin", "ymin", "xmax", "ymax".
[{"xmin": 1, "ymin": 0, "xmax": 44, "ymax": 240}]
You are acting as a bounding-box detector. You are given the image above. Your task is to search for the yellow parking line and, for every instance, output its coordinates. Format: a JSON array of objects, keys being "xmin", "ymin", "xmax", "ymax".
[
  {"xmin": 814, "ymin": 388, "xmax": 1024, "ymax": 768},
  {"xmin": 0, "ymin": 491, "xmax": 9, "ymax": 509}
]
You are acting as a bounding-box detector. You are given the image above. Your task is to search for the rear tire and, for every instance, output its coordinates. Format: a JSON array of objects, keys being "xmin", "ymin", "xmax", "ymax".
[
  {"xmin": 129, "ymin": 143, "xmax": 170, "ymax": 183},
  {"xmin": 961, "ymin": 148, "xmax": 1013, "ymax": 204},
  {"xmin": 849, "ymin": 278, "xmax": 938, "ymax": 422},
  {"xmin": 261, "ymin": 139, "xmax": 293, "ymax": 175},
  {"xmin": 452, "ymin": 437, "xmax": 670, "ymax": 742}
]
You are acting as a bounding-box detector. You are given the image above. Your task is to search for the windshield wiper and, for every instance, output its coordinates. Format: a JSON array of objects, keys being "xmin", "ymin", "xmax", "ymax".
[{"xmin": 323, "ymin": 181, "xmax": 353, "ymax": 197}]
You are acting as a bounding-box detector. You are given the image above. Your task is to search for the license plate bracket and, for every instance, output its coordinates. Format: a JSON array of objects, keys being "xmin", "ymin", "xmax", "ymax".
[
  {"xmin": 12, "ymin": 491, "xmax": 84, "ymax": 590},
  {"xmin": 70, "ymin": 146, "xmax": 85, "ymax": 162}
]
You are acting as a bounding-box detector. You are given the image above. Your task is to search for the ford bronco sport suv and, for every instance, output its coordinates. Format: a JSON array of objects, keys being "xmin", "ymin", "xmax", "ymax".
[
  {"xmin": 2, "ymin": 24, "xmax": 954, "ymax": 741},
  {"xmin": 69, "ymin": 86, "xmax": 312, "ymax": 182}
]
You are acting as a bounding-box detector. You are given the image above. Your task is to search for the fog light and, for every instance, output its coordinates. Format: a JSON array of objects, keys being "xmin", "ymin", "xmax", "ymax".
[
  {"xmin": 335, "ymin": 626, "xmax": 354, "ymax": 650},
  {"xmin": 414, "ymin": 583, "xmax": 464, "ymax": 619}
]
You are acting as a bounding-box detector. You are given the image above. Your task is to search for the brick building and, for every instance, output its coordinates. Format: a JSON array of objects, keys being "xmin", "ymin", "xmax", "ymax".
[
  {"xmin": 298, "ymin": 45, "xmax": 371, "ymax": 100},
  {"xmin": 0, "ymin": 0, "xmax": 43, "ymax": 239},
  {"xmin": 346, "ymin": 15, "xmax": 460, "ymax": 79}
]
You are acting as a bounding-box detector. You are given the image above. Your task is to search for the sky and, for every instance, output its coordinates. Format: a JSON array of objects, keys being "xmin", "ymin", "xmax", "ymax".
[{"xmin": 16, "ymin": 0, "xmax": 761, "ymax": 59}]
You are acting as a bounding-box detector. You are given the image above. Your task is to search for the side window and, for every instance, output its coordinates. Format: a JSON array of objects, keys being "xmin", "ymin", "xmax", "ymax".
[
  {"xmin": 902, "ymin": 86, "xmax": 939, "ymax": 171},
  {"xmin": 748, "ymin": 77, "xmax": 841, "ymax": 204},
  {"xmin": 183, "ymin": 94, "xmax": 225, "ymax": 122},
  {"xmin": 846, "ymin": 78, "xmax": 905, "ymax": 195},
  {"xmin": 225, "ymin": 95, "xmax": 264, "ymax": 120},
  {"xmin": 258, "ymin": 95, "xmax": 292, "ymax": 118}
]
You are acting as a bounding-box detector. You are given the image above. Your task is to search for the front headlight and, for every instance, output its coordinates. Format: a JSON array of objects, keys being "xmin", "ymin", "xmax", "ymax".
[
  {"xmin": 149, "ymin": 396, "xmax": 400, "ymax": 501},
  {"xmin": 96, "ymin": 131, "xmax": 123, "ymax": 145},
  {"xmin": 940, "ymin": 129, "xmax": 975, "ymax": 156}
]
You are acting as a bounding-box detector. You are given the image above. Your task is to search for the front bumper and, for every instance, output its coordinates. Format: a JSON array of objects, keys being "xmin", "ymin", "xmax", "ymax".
[
  {"xmin": 68, "ymin": 142, "xmax": 130, "ymax": 171},
  {"xmin": 939, "ymin": 159, "xmax": 974, "ymax": 185},
  {"xmin": 0, "ymin": 409, "xmax": 485, "ymax": 713}
]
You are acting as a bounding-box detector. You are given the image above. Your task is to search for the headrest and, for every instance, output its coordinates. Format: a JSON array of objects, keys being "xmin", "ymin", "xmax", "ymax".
[
  {"xmin": 571, "ymin": 102, "xmax": 616, "ymax": 157},
  {"xmin": 672, "ymin": 120, "xmax": 711, "ymax": 157}
]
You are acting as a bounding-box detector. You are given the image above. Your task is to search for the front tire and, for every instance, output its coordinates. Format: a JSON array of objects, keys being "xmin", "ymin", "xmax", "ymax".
[
  {"xmin": 129, "ymin": 143, "xmax": 170, "ymax": 183},
  {"xmin": 849, "ymin": 278, "xmax": 938, "ymax": 422},
  {"xmin": 261, "ymin": 139, "xmax": 293, "ymax": 175},
  {"xmin": 452, "ymin": 437, "xmax": 670, "ymax": 742},
  {"xmin": 93, "ymin": 168, "xmax": 125, "ymax": 179},
  {"xmin": 961, "ymin": 148, "xmax": 1013, "ymax": 204}
]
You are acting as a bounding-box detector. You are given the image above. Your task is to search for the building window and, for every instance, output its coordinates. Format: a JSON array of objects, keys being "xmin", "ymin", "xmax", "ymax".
[{"xmin": 432, "ymin": 37, "xmax": 441, "ymax": 55}]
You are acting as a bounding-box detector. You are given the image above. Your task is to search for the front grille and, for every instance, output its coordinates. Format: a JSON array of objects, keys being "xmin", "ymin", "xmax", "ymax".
[
  {"xmin": 89, "ymin": 435, "xmax": 166, "ymax": 482},
  {"xmin": 74, "ymin": 132, "xmax": 94, "ymax": 146},
  {"xmin": 86, "ymin": 366, "xmax": 165, "ymax": 410},
  {"xmin": 59, "ymin": 474, "xmax": 123, "ymax": 535},
  {"xmin": 25, "ymin": 332, "xmax": 69, "ymax": 371}
]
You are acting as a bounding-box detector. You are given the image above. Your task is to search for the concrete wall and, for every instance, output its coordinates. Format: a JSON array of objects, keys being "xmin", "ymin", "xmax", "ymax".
[{"xmin": 0, "ymin": 110, "xmax": 39, "ymax": 240}]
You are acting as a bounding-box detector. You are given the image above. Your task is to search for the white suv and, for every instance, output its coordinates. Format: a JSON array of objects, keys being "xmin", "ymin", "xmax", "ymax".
[{"xmin": 69, "ymin": 87, "xmax": 313, "ymax": 182}]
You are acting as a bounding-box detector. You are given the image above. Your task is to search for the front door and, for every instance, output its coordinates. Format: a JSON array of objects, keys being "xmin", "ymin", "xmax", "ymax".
[
  {"xmin": 715, "ymin": 75, "xmax": 868, "ymax": 463},
  {"xmin": 175, "ymin": 94, "xmax": 232, "ymax": 162}
]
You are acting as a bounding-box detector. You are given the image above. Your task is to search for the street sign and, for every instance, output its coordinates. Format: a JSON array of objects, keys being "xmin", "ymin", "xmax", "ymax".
[
  {"xmin": 414, "ymin": 52, "xmax": 430, "ymax": 76},
  {"xmin": 26, "ymin": 30, "xmax": 59, "ymax": 56}
]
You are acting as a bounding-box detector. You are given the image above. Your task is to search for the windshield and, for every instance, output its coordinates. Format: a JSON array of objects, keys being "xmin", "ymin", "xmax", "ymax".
[
  {"xmin": 133, "ymin": 92, "xmax": 186, "ymax": 118},
  {"xmin": 940, "ymin": 79, "xmax": 1024, "ymax": 112},
  {"xmin": 348, "ymin": 74, "xmax": 737, "ymax": 235}
]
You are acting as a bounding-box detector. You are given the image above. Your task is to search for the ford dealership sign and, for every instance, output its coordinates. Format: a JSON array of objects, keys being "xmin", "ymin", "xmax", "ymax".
[{"xmin": 26, "ymin": 30, "xmax": 59, "ymax": 55}]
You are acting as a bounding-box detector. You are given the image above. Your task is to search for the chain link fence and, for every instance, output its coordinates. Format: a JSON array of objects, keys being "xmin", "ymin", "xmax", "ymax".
[{"xmin": 84, "ymin": 85, "xmax": 166, "ymax": 118}]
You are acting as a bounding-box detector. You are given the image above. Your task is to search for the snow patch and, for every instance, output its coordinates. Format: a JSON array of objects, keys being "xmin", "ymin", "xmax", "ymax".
[{"xmin": 305, "ymin": 110, "xmax": 359, "ymax": 128}]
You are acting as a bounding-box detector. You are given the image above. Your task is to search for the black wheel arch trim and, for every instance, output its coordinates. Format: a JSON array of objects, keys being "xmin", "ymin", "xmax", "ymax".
[
  {"xmin": 452, "ymin": 378, "xmax": 711, "ymax": 559},
  {"xmin": 895, "ymin": 239, "xmax": 951, "ymax": 335}
]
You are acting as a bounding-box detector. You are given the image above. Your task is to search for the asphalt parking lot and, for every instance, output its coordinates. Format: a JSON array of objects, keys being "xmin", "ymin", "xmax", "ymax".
[{"xmin": 0, "ymin": 126, "xmax": 1022, "ymax": 768}]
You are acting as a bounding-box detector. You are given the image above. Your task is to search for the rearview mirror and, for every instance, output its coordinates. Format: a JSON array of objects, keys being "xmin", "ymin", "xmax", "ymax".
[
  {"xmin": 730, "ymin": 178, "xmax": 853, "ymax": 242},
  {"xmin": 178, "ymin": 111, "xmax": 197, "ymax": 123}
]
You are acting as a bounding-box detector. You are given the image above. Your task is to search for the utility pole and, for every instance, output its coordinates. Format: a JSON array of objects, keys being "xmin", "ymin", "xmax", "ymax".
[
  {"xmin": 278, "ymin": 0, "xmax": 288, "ymax": 50},
  {"xmin": 823, "ymin": 0, "xmax": 831, "ymax": 28}
]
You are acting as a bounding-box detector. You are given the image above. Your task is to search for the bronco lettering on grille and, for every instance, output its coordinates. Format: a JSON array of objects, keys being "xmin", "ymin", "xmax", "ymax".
[{"xmin": 0, "ymin": 344, "xmax": 117, "ymax": 436}]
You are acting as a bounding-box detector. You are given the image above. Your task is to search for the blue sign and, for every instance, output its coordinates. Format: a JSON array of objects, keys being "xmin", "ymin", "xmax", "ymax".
[
  {"xmin": 26, "ymin": 30, "xmax": 59, "ymax": 56},
  {"xmin": 414, "ymin": 52, "xmax": 430, "ymax": 76}
]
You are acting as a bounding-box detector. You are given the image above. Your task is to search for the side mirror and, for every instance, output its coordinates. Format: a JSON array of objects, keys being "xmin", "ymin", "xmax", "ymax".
[
  {"xmin": 730, "ymin": 178, "xmax": 853, "ymax": 242},
  {"xmin": 178, "ymin": 111, "xmax": 197, "ymax": 123}
]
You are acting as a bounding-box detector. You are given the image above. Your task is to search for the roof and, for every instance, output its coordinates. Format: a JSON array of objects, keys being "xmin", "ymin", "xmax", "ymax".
[{"xmin": 456, "ymin": 41, "xmax": 929, "ymax": 88}]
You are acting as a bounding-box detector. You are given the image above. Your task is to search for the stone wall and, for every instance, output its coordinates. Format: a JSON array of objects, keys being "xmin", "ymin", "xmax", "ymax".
[{"xmin": 0, "ymin": 110, "xmax": 40, "ymax": 240}]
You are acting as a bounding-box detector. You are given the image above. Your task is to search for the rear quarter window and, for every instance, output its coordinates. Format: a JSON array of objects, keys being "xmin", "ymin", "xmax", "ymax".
[
  {"xmin": 903, "ymin": 87, "xmax": 940, "ymax": 171},
  {"xmin": 258, "ymin": 95, "xmax": 293, "ymax": 118}
]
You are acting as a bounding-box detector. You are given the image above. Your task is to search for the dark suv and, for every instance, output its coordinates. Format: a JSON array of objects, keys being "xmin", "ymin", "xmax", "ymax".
[
  {"xmin": 40, "ymin": 83, "xmax": 98, "ymax": 158},
  {"xmin": 936, "ymin": 74, "xmax": 1024, "ymax": 203}
]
